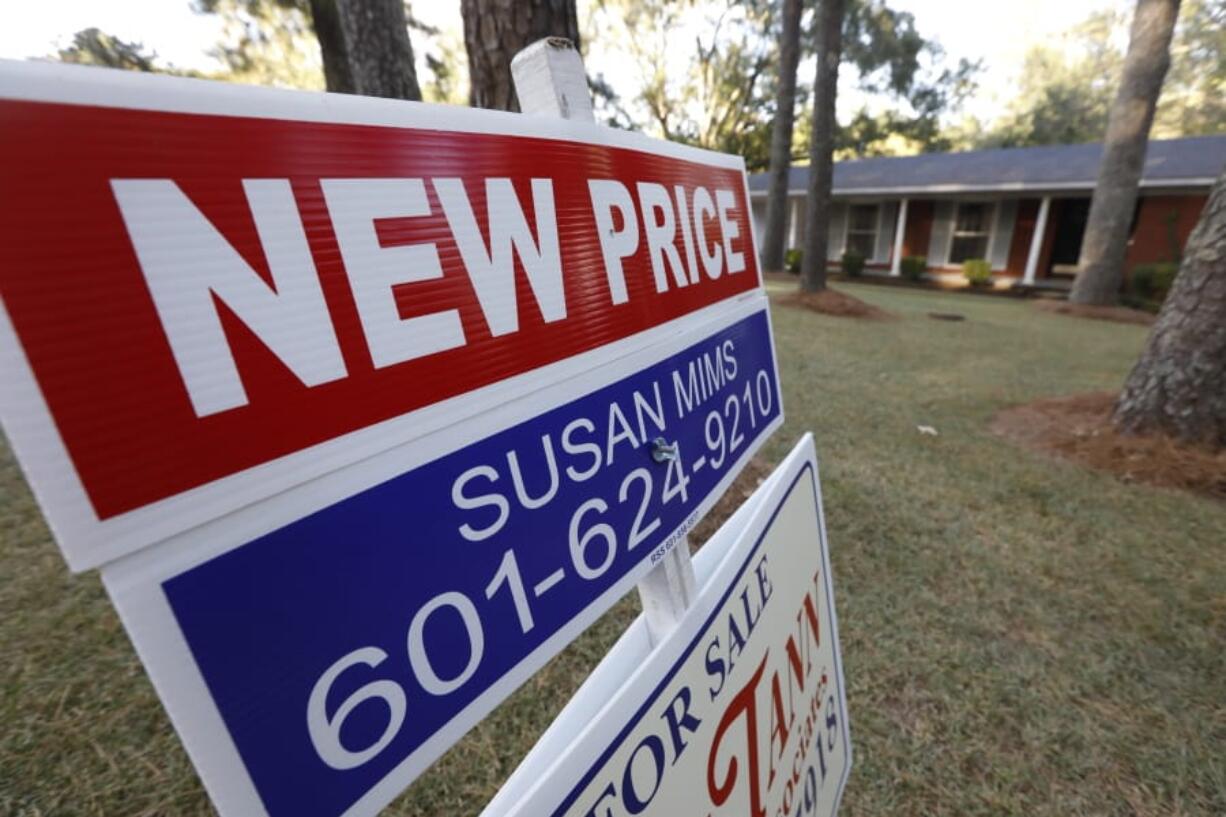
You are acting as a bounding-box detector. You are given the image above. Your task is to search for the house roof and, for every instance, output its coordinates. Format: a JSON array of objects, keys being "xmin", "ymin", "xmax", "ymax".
[{"xmin": 747, "ymin": 136, "xmax": 1226, "ymax": 196}]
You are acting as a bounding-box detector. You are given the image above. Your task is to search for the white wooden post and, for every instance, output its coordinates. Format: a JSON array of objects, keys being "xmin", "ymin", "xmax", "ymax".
[
  {"xmin": 789, "ymin": 197, "xmax": 801, "ymax": 249},
  {"xmin": 1023, "ymin": 196, "xmax": 1051, "ymax": 285},
  {"xmin": 890, "ymin": 197, "xmax": 908, "ymax": 276},
  {"xmin": 511, "ymin": 38, "xmax": 697, "ymax": 647}
]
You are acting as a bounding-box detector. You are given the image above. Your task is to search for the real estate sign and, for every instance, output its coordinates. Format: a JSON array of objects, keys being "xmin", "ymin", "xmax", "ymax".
[
  {"xmin": 483, "ymin": 435, "xmax": 852, "ymax": 817},
  {"xmin": 0, "ymin": 61, "xmax": 782, "ymax": 817}
]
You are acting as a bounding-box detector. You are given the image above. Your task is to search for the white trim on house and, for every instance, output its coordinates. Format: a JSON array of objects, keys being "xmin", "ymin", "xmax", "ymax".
[
  {"xmin": 921, "ymin": 198, "xmax": 1020, "ymax": 272},
  {"xmin": 839, "ymin": 207, "xmax": 851, "ymax": 258},
  {"xmin": 985, "ymin": 200, "xmax": 1017, "ymax": 271},
  {"xmin": 751, "ymin": 176, "xmax": 1219, "ymax": 199},
  {"xmin": 890, "ymin": 198, "xmax": 908, "ymax": 276},
  {"xmin": 787, "ymin": 197, "xmax": 801, "ymax": 248},
  {"xmin": 941, "ymin": 200, "xmax": 995, "ymax": 267},
  {"xmin": 797, "ymin": 196, "xmax": 1020, "ymax": 274},
  {"xmin": 822, "ymin": 201, "xmax": 848, "ymax": 260},
  {"xmin": 1022, "ymin": 196, "xmax": 1052, "ymax": 285},
  {"xmin": 873, "ymin": 203, "xmax": 885, "ymax": 262},
  {"xmin": 841, "ymin": 201, "xmax": 882, "ymax": 262}
]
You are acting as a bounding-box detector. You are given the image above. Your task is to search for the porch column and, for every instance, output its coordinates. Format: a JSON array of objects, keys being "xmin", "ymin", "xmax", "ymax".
[
  {"xmin": 890, "ymin": 197, "xmax": 909, "ymax": 276},
  {"xmin": 789, "ymin": 197, "xmax": 801, "ymax": 248},
  {"xmin": 1023, "ymin": 196, "xmax": 1051, "ymax": 285}
]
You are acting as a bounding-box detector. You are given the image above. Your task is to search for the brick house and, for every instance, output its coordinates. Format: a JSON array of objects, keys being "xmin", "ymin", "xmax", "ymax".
[{"xmin": 747, "ymin": 136, "xmax": 1226, "ymax": 289}]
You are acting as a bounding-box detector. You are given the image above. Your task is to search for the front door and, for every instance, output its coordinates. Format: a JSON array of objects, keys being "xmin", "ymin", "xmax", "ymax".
[{"xmin": 1048, "ymin": 197, "xmax": 1091, "ymax": 277}]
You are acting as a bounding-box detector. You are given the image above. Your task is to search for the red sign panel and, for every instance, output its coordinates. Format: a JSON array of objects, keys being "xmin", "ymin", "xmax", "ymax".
[{"xmin": 0, "ymin": 65, "xmax": 760, "ymax": 568}]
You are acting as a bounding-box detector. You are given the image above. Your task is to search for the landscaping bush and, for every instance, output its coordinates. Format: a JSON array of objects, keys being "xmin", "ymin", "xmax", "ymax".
[
  {"xmin": 1129, "ymin": 262, "xmax": 1179, "ymax": 301},
  {"xmin": 785, "ymin": 248, "xmax": 802, "ymax": 274},
  {"xmin": 841, "ymin": 250, "xmax": 866, "ymax": 277},
  {"xmin": 963, "ymin": 258, "xmax": 992, "ymax": 286},
  {"xmin": 900, "ymin": 255, "xmax": 926, "ymax": 281}
]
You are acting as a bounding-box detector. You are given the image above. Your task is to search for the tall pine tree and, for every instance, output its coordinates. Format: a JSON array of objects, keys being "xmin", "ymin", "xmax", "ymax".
[
  {"xmin": 336, "ymin": 0, "xmax": 422, "ymax": 100},
  {"xmin": 1070, "ymin": 0, "xmax": 1180, "ymax": 305},
  {"xmin": 761, "ymin": 0, "xmax": 804, "ymax": 273},
  {"xmin": 799, "ymin": 0, "xmax": 845, "ymax": 293},
  {"xmin": 1114, "ymin": 167, "xmax": 1226, "ymax": 447},
  {"xmin": 461, "ymin": 0, "xmax": 580, "ymax": 111}
]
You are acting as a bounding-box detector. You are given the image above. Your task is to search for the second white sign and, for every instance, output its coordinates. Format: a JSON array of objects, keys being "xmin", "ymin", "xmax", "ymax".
[{"xmin": 486, "ymin": 434, "xmax": 852, "ymax": 817}]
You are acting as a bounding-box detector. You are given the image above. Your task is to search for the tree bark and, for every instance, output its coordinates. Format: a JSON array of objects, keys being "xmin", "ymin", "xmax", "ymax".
[
  {"xmin": 335, "ymin": 0, "xmax": 422, "ymax": 100},
  {"xmin": 800, "ymin": 0, "xmax": 845, "ymax": 293},
  {"xmin": 1114, "ymin": 167, "xmax": 1226, "ymax": 448},
  {"xmin": 308, "ymin": 0, "xmax": 354, "ymax": 94},
  {"xmin": 461, "ymin": 0, "xmax": 580, "ymax": 112},
  {"xmin": 1070, "ymin": 0, "xmax": 1180, "ymax": 305},
  {"xmin": 761, "ymin": 0, "xmax": 803, "ymax": 273}
]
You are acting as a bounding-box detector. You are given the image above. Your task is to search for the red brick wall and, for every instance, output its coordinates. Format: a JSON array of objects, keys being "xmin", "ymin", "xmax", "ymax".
[
  {"xmin": 1035, "ymin": 202, "xmax": 1059, "ymax": 280},
  {"xmin": 1124, "ymin": 194, "xmax": 1208, "ymax": 272},
  {"xmin": 902, "ymin": 200, "xmax": 933, "ymax": 261},
  {"xmin": 845, "ymin": 199, "xmax": 933, "ymax": 271},
  {"xmin": 1006, "ymin": 198, "xmax": 1040, "ymax": 278},
  {"xmin": 817, "ymin": 193, "xmax": 1207, "ymax": 280}
]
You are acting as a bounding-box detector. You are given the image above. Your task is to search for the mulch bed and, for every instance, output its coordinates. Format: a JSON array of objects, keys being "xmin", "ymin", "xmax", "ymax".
[
  {"xmin": 764, "ymin": 269, "xmax": 1030, "ymax": 298},
  {"xmin": 776, "ymin": 288, "xmax": 894, "ymax": 320},
  {"xmin": 1034, "ymin": 300, "xmax": 1156, "ymax": 326},
  {"xmin": 991, "ymin": 392, "xmax": 1226, "ymax": 500}
]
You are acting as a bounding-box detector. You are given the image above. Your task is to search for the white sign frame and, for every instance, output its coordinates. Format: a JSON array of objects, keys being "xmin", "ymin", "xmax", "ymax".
[
  {"xmin": 101, "ymin": 296, "xmax": 783, "ymax": 817},
  {"xmin": 483, "ymin": 434, "xmax": 852, "ymax": 817}
]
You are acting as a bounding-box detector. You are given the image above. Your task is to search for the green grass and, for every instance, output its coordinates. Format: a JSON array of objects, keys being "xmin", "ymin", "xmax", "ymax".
[{"xmin": 3, "ymin": 283, "xmax": 1224, "ymax": 816}]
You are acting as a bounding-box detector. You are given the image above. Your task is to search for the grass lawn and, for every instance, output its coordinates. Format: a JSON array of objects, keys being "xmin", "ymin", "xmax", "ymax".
[{"xmin": 2, "ymin": 282, "xmax": 1224, "ymax": 816}]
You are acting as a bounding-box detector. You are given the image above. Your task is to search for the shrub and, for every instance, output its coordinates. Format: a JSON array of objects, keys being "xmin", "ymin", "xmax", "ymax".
[
  {"xmin": 784, "ymin": 248, "xmax": 802, "ymax": 275},
  {"xmin": 1129, "ymin": 262, "xmax": 1179, "ymax": 301},
  {"xmin": 841, "ymin": 250, "xmax": 866, "ymax": 277},
  {"xmin": 1119, "ymin": 294, "xmax": 1163, "ymax": 314},
  {"xmin": 899, "ymin": 255, "xmax": 926, "ymax": 280},
  {"xmin": 900, "ymin": 255, "xmax": 926, "ymax": 281},
  {"xmin": 962, "ymin": 258, "xmax": 992, "ymax": 286}
]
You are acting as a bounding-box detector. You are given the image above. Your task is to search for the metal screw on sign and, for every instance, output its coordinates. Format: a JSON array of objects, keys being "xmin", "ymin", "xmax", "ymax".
[{"xmin": 651, "ymin": 438, "xmax": 678, "ymax": 463}]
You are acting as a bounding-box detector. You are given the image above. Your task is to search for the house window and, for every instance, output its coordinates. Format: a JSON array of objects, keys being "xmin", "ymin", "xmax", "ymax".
[
  {"xmin": 949, "ymin": 202, "xmax": 992, "ymax": 264},
  {"xmin": 846, "ymin": 204, "xmax": 878, "ymax": 258}
]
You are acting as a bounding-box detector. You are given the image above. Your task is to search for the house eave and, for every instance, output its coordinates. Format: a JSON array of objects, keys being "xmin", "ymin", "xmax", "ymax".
[{"xmin": 748, "ymin": 177, "xmax": 1219, "ymax": 198}]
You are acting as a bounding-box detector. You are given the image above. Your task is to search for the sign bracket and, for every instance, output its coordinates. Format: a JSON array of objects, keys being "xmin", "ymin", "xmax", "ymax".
[{"xmin": 511, "ymin": 38, "xmax": 698, "ymax": 647}]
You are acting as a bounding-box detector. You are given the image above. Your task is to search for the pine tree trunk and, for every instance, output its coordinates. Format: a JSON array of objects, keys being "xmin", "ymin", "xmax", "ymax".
[
  {"xmin": 308, "ymin": 0, "xmax": 354, "ymax": 94},
  {"xmin": 761, "ymin": 0, "xmax": 803, "ymax": 273},
  {"xmin": 461, "ymin": 0, "xmax": 580, "ymax": 112},
  {"xmin": 1114, "ymin": 167, "xmax": 1226, "ymax": 448},
  {"xmin": 799, "ymin": 0, "xmax": 844, "ymax": 293},
  {"xmin": 335, "ymin": 0, "xmax": 422, "ymax": 100},
  {"xmin": 1069, "ymin": 0, "xmax": 1180, "ymax": 305}
]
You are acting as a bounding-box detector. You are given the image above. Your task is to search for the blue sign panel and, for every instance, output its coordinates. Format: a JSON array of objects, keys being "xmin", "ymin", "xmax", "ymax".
[{"xmin": 162, "ymin": 309, "xmax": 781, "ymax": 817}]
